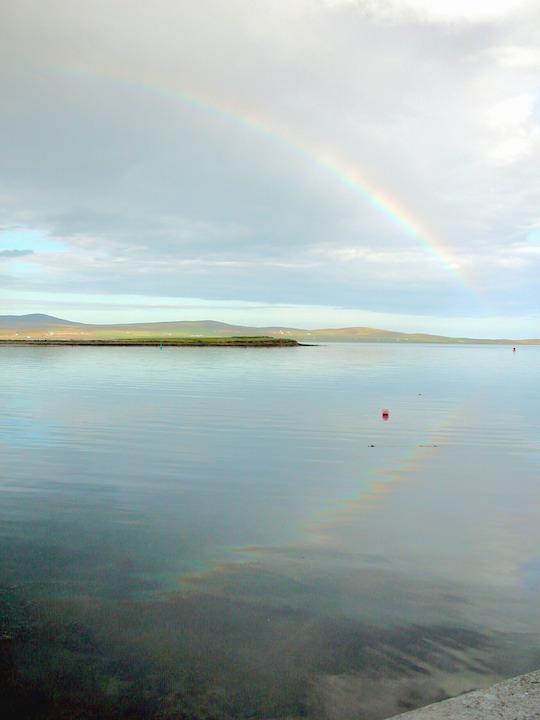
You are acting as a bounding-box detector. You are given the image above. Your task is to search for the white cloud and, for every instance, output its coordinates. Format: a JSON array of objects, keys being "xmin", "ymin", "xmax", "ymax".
[
  {"xmin": 483, "ymin": 94, "xmax": 540, "ymax": 164},
  {"xmin": 486, "ymin": 45, "xmax": 540, "ymax": 68},
  {"xmin": 322, "ymin": 0, "xmax": 533, "ymax": 23},
  {"xmin": 397, "ymin": 0, "xmax": 529, "ymax": 22}
]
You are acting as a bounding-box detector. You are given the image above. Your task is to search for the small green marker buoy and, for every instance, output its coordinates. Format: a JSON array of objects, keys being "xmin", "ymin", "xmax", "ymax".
[{"xmin": 160, "ymin": 343, "xmax": 163, "ymax": 350}]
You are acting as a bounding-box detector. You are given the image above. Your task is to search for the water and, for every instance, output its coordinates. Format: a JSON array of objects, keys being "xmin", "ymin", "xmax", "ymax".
[{"xmin": 1, "ymin": 343, "xmax": 539, "ymax": 718}]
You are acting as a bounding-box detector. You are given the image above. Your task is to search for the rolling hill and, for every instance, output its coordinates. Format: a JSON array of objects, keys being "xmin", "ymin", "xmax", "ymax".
[{"xmin": 0, "ymin": 314, "xmax": 538, "ymax": 344}]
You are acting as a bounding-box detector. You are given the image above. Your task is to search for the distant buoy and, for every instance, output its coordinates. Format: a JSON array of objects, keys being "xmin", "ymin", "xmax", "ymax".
[
  {"xmin": 160, "ymin": 343, "xmax": 163, "ymax": 350},
  {"xmin": 513, "ymin": 347, "xmax": 516, "ymax": 352},
  {"xmin": 382, "ymin": 408, "xmax": 389, "ymax": 420}
]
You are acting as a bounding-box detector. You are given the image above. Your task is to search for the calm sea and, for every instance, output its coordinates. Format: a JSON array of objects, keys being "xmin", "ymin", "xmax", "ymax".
[{"xmin": 1, "ymin": 343, "xmax": 539, "ymax": 719}]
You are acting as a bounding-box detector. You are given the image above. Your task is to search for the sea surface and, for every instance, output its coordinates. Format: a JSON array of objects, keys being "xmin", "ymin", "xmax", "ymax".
[{"xmin": 1, "ymin": 343, "xmax": 539, "ymax": 719}]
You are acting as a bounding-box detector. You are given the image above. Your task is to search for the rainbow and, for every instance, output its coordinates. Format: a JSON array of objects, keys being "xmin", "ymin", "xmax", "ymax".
[{"xmin": 53, "ymin": 61, "xmax": 481, "ymax": 302}]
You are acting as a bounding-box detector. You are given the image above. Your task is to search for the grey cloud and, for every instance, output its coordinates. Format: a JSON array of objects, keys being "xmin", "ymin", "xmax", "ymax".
[{"xmin": 0, "ymin": 249, "xmax": 34, "ymax": 258}]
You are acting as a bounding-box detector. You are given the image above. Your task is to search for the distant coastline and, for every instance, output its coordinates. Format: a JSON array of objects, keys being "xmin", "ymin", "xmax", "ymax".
[{"xmin": 0, "ymin": 314, "xmax": 538, "ymax": 344}]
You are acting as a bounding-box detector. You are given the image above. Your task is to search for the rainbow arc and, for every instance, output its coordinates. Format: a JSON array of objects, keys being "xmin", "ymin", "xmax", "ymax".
[{"xmin": 54, "ymin": 61, "xmax": 482, "ymax": 304}]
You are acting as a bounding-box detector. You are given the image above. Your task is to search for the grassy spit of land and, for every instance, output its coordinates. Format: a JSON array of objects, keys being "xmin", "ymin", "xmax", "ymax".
[{"xmin": 0, "ymin": 336, "xmax": 303, "ymax": 347}]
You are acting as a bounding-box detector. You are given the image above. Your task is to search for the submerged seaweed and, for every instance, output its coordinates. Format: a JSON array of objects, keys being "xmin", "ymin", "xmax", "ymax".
[{"xmin": 1, "ymin": 580, "xmax": 538, "ymax": 720}]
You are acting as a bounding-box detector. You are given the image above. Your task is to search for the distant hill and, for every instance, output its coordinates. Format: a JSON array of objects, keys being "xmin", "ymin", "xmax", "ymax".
[
  {"xmin": 0, "ymin": 313, "xmax": 84, "ymax": 327},
  {"xmin": 0, "ymin": 314, "xmax": 538, "ymax": 344}
]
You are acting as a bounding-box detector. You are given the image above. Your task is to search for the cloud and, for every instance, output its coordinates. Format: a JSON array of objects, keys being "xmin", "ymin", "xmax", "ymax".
[
  {"xmin": 335, "ymin": 0, "xmax": 537, "ymax": 23},
  {"xmin": 0, "ymin": 0, "xmax": 539, "ymax": 333},
  {"xmin": 0, "ymin": 249, "xmax": 35, "ymax": 259},
  {"xmin": 486, "ymin": 44, "xmax": 540, "ymax": 68}
]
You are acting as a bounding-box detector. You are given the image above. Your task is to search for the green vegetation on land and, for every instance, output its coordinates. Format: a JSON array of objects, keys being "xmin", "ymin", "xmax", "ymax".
[{"xmin": 0, "ymin": 336, "xmax": 301, "ymax": 347}]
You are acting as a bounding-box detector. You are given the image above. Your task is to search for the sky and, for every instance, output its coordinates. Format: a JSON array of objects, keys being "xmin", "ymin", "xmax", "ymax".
[{"xmin": 1, "ymin": 0, "xmax": 539, "ymax": 337}]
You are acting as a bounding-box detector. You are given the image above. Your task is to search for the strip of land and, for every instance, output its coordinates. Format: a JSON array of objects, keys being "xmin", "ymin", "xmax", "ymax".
[{"xmin": 0, "ymin": 337, "xmax": 302, "ymax": 347}]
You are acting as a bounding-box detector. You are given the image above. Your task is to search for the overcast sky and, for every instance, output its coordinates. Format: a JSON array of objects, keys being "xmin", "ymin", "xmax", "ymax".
[{"xmin": 1, "ymin": 0, "xmax": 539, "ymax": 336}]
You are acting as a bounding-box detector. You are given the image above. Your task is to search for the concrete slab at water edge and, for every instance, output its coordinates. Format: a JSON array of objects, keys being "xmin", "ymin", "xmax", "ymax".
[{"xmin": 388, "ymin": 670, "xmax": 540, "ymax": 719}]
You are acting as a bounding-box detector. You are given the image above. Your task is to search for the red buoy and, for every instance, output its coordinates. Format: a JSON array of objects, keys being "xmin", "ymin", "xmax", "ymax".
[{"xmin": 382, "ymin": 408, "xmax": 389, "ymax": 420}]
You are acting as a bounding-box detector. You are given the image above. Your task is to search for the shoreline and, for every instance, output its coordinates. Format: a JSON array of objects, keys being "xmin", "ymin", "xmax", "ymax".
[{"xmin": 388, "ymin": 669, "xmax": 540, "ymax": 719}]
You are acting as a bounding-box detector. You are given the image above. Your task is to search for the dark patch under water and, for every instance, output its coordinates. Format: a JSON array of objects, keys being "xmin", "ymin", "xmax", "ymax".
[{"xmin": 2, "ymin": 577, "xmax": 539, "ymax": 720}]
